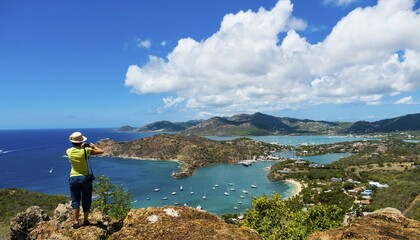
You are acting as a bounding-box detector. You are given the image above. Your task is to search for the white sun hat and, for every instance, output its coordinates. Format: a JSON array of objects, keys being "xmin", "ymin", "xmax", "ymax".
[{"xmin": 69, "ymin": 132, "xmax": 87, "ymax": 143}]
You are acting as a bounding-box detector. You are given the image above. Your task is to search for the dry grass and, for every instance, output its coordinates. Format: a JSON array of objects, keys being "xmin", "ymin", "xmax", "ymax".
[
  {"xmin": 0, "ymin": 223, "xmax": 10, "ymax": 240},
  {"xmin": 348, "ymin": 162, "xmax": 415, "ymax": 174}
]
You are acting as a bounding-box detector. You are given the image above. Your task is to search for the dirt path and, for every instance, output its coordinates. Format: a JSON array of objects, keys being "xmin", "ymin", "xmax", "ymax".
[{"xmin": 403, "ymin": 194, "xmax": 420, "ymax": 216}]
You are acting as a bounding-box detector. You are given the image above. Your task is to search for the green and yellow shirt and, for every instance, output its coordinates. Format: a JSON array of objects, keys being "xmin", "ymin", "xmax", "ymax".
[{"xmin": 66, "ymin": 147, "xmax": 92, "ymax": 177}]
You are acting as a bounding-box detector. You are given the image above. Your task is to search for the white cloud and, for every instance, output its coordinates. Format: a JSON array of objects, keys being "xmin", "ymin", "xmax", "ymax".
[
  {"xmin": 138, "ymin": 39, "xmax": 152, "ymax": 49},
  {"xmin": 163, "ymin": 96, "xmax": 184, "ymax": 108},
  {"xmin": 395, "ymin": 96, "xmax": 415, "ymax": 104},
  {"xmin": 125, "ymin": 0, "xmax": 420, "ymax": 115},
  {"xmin": 323, "ymin": 0, "xmax": 358, "ymax": 7}
]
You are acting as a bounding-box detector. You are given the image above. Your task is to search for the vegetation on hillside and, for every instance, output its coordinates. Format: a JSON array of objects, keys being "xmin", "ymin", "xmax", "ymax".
[
  {"xmin": 0, "ymin": 189, "xmax": 69, "ymax": 239},
  {"xmin": 269, "ymin": 138, "xmax": 420, "ymax": 222}
]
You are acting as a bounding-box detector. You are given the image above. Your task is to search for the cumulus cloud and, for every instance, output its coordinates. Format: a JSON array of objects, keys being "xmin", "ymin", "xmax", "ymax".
[
  {"xmin": 395, "ymin": 96, "xmax": 415, "ymax": 104},
  {"xmin": 125, "ymin": 0, "xmax": 420, "ymax": 116}
]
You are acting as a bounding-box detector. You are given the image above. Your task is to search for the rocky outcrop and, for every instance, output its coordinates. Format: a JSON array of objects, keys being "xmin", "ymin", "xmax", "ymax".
[
  {"xmin": 11, "ymin": 203, "xmax": 120, "ymax": 240},
  {"xmin": 112, "ymin": 206, "xmax": 261, "ymax": 240},
  {"xmin": 308, "ymin": 208, "xmax": 420, "ymax": 240},
  {"xmin": 10, "ymin": 206, "xmax": 50, "ymax": 240},
  {"xmin": 11, "ymin": 204, "xmax": 261, "ymax": 240}
]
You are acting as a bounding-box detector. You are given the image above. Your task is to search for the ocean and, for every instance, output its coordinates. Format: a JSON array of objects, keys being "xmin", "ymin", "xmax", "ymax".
[{"xmin": 0, "ymin": 128, "xmax": 365, "ymax": 215}]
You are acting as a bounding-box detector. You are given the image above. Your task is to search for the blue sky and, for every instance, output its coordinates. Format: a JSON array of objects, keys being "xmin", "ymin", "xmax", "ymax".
[{"xmin": 1, "ymin": 0, "xmax": 419, "ymax": 129}]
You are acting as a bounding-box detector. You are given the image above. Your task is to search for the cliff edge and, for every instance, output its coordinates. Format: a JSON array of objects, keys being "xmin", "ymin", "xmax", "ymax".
[{"xmin": 10, "ymin": 203, "xmax": 261, "ymax": 240}]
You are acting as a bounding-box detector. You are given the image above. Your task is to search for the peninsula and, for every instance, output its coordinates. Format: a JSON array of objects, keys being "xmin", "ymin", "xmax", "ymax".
[{"xmin": 96, "ymin": 134, "xmax": 284, "ymax": 178}]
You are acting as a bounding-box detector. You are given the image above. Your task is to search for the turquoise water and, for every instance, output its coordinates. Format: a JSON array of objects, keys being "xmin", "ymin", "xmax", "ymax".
[
  {"xmin": 0, "ymin": 129, "xmax": 367, "ymax": 215},
  {"xmin": 96, "ymin": 159, "xmax": 290, "ymax": 215},
  {"xmin": 275, "ymin": 151, "xmax": 352, "ymax": 164},
  {"xmin": 209, "ymin": 135, "xmax": 367, "ymax": 146}
]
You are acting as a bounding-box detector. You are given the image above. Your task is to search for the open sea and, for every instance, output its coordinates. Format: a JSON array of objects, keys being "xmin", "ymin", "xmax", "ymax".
[{"xmin": 0, "ymin": 128, "xmax": 366, "ymax": 215}]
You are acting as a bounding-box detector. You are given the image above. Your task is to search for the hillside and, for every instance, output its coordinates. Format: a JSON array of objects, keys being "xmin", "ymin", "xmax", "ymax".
[
  {"xmin": 96, "ymin": 134, "xmax": 284, "ymax": 178},
  {"xmin": 119, "ymin": 112, "xmax": 420, "ymax": 136},
  {"xmin": 346, "ymin": 113, "xmax": 420, "ymax": 133}
]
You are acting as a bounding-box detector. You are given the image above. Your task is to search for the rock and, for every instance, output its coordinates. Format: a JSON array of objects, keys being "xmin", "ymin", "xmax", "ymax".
[
  {"xmin": 10, "ymin": 206, "xmax": 50, "ymax": 240},
  {"xmin": 112, "ymin": 206, "xmax": 262, "ymax": 240},
  {"xmin": 308, "ymin": 207, "xmax": 420, "ymax": 239},
  {"xmin": 11, "ymin": 203, "xmax": 121, "ymax": 240},
  {"xmin": 12, "ymin": 204, "xmax": 260, "ymax": 240}
]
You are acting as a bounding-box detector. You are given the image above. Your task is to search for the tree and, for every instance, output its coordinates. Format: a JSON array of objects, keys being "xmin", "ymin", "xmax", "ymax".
[{"xmin": 92, "ymin": 175, "xmax": 133, "ymax": 220}]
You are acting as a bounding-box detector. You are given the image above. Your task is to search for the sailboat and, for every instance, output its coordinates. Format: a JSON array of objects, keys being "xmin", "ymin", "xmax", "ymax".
[
  {"xmin": 154, "ymin": 187, "xmax": 160, "ymax": 192},
  {"xmin": 190, "ymin": 187, "xmax": 194, "ymax": 195},
  {"xmin": 180, "ymin": 185, "xmax": 183, "ymax": 191},
  {"xmin": 224, "ymin": 188, "xmax": 230, "ymax": 196},
  {"xmin": 251, "ymin": 184, "xmax": 258, "ymax": 188},
  {"xmin": 49, "ymin": 168, "xmax": 53, "ymax": 173},
  {"xmin": 202, "ymin": 192, "xmax": 207, "ymax": 200}
]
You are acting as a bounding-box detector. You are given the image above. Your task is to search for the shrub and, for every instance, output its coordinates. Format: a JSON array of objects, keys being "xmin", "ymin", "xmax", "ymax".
[
  {"xmin": 92, "ymin": 176, "xmax": 133, "ymax": 220},
  {"xmin": 242, "ymin": 193, "xmax": 344, "ymax": 240}
]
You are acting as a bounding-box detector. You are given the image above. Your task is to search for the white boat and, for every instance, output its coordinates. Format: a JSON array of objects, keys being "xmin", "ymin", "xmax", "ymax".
[
  {"xmin": 146, "ymin": 197, "xmax": 150, "ymax": 200},
  {"xmin": 196, "ymin": 205, "xmax": 202, "ymax": 210},
  {"xmin": 214, "ymin": 184, "xmax": 219, "ymax": 187},
  {"xmin": 162, "ymin": 196, "xmax": 168, "ymax": 200},
  {"xmin": 180, "ymin": 185, "xmax": 183, "ymax": 191},
  {"xmin": 212, "ymin": 187, "xmax": 216, "ymax": 190},
  {"xmin": 172, "ymin": 192, "xmax": 176, "ymax": 195},
  {"xmin": 242, "ymin": 190, "xmax": 248, "ymax": 194},
  {"xmin": 202, "ymin": 192, "xmax": 207, "ymax": 200},
  {"xmin": 49, "ymin": 168, "xmax": 53, "ymax": 173},
  {"xmin": 240, "ymin": 195, "xmax": 245, "ymax": 199},
  {"xmin": 174, "ymin": 202, "xmax": 180, "ymax": 206},
  {"xmin": 251, "ymin": 185, "xmax": 258, "ymax": 188},
  {"xmin": 233, "ymin": 206, "xmax": 238, "ymax": 210},
  {"xmin": 154, "ymin": 188, "xmax": 160, "ymax": 192},
  {"xmin": 230, "ymin": 187, "xmax": 236, "ymax": 191},
  {"xmin": 224, "ymin": 188, "xmax": 230, "ymax": 196},
  {"xmin": 238, "ymin": 201, "xmax": 242, "ymax": 204},
  {"xmin": 190, "ymin": 187, "xmax": 194, "ymax": 195},
  {"xmin": 228, "ymin": 183, "xmax": 234, "ymax": 186}
]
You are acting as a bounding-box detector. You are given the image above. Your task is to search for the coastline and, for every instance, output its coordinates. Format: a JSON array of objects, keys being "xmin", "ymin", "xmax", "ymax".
[{"xmin": 283, "ymin": 179, "xmax": 303, "ymax": 198}]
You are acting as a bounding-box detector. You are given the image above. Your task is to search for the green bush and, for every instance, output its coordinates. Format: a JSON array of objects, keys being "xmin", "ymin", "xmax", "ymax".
[
  {"xmin": 242, "ymin": 193, "xmax": 344, "ymax": 240},
  {"xmin": 92, "ymin": 176, "xmax": 133, "ymax": 220}
]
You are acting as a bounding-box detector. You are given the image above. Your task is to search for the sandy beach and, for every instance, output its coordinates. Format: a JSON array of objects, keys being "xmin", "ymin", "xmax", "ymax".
[{"xmin": 284, "ymin": 179, "xmax": 303, "ymax": 198}]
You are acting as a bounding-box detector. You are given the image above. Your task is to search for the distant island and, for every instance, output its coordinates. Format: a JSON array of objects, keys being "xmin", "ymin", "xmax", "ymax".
[
  {"xmin": 118, "ymin": 112, "xmax": 420, "ymax": 136},
  {"xmin": 96, "ymin": 134, "xmax": 285, "ymax": 178}
]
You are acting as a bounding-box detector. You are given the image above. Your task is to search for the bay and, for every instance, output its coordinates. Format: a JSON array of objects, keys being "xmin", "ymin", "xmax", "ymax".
[{"xmin": 0, "ymin": 129, "xmax": 366, "ymax": 215}]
